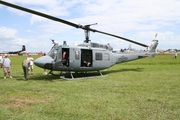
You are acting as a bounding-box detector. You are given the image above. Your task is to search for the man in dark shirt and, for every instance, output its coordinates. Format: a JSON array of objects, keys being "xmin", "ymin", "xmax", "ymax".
[{"xmin": 22, "ymin": 59, "xmax": 30, "ymax": 80}]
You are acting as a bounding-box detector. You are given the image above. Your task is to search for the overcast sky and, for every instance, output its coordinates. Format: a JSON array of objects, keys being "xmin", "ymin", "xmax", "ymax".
[{"xmin": 0, "ymin": 0, "xmax": 180, "ymax": 52}]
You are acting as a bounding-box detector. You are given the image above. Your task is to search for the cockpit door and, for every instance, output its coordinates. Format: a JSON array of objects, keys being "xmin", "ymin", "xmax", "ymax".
[{"xmin": 70, "ymin": 48, "xmax": 80, "ymax": 69}]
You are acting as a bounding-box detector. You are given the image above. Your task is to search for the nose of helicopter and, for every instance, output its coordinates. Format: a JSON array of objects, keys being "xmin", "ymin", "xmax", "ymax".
[{"xmin": 34, "ymin": 55, "xmax": 54, "ymax": 69}]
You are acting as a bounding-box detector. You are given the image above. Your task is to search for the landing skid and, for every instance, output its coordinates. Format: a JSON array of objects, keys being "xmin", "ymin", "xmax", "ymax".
[{"xmin": 48, "ymin": 70, "xmax": 106, "ymax": 80}]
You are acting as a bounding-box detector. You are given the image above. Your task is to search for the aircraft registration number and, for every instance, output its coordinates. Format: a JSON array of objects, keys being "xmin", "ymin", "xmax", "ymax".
[{"xmin": 118, "ymin": 56, "xmax": 128, "ymax": 62}]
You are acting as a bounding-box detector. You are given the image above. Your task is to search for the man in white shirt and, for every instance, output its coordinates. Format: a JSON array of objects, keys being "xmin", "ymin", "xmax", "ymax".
[
  {"xmin": 2, "ymin": 54, "xmax": 12, "ymax": 79},
  {"xmin": 0, "ymin": 54, "xmax": 3, "ymax": 67},
  {"xmin": 27, "ymin": 54, "xmax": 34, "ymax": 74}
]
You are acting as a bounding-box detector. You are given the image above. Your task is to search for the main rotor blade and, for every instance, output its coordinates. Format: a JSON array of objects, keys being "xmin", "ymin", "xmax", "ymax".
[
  {"xmin": 0, "ymin": 0, "xmax": 80, "ymax": 28},
  {"xmin": 0, "ymin": 0, "xmax": 148, "ymax": 47},
  {"xmin": 95, "ymin": 30, "xmax": 148, "ymax": 47}
]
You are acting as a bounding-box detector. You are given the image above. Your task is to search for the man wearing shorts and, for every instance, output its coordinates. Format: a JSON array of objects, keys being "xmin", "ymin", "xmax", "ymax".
[
  {"xmin": 2, "ymin": 54, "xmax": 12, "ymax": 79},
  {"xmin": 0, "ymin": 54, "xmax": 3, "ymax": 67}
]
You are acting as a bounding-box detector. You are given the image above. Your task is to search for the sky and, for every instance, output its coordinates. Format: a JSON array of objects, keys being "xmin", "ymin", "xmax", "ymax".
[{"xmin": 0, "ymin": 0, "xmax": 180, "ymax": 53}]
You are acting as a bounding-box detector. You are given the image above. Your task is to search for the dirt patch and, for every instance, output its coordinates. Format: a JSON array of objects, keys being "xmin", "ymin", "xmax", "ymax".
[{"xmin": 5, "ymin": 95, "xmax": 53, "ymax": 108}]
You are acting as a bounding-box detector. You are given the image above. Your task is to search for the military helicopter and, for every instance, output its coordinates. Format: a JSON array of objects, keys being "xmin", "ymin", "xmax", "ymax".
[
  {"xmin": 0, "ymin": 1, "xmax": 158, "ymax": 79},
  {"xmin": 1, "ymin": 45, "xmax": 26, "ymax": 55}
]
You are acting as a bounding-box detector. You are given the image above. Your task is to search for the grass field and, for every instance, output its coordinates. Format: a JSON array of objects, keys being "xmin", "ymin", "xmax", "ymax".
[{"xmin": 0, "ymin": 54, "xmax": 180, "ymax": 120}]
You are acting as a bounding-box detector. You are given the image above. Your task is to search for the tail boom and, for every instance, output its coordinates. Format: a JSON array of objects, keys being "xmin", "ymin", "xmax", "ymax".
[{"xmin": 114, "ymin": 40, "xmax": 158, "ymax": 64}]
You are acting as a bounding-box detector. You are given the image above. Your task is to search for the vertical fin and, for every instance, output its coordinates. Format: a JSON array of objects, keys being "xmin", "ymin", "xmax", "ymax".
[{"xmin": 148, "ymin": 40, "xmax": 158, "ymax": 52}]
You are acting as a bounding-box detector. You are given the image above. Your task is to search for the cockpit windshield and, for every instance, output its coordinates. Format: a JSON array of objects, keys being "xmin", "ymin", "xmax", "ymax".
[{"xmin": 48, "ymin": 45, "xmax": 60, "ymax": 60}]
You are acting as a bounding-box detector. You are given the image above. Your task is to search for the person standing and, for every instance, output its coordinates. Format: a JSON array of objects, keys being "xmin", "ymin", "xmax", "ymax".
[
  {"xmin": 2, "ymin": 54, "xmax": 12, "ymax": 79},
  {"xmin": 22, "ymin": 59, "xmax": 30, "ymax": 80},
  {"xmin": 175, "ymin": 51, "xmax": 178, "ymax": 59},
  {"xmin": 0, "ymin": 54, "xmax": 3, "ymax": 68},
  {"xmin": 27, "ymin": 54, "xmax": 34, "ymax": 74}
]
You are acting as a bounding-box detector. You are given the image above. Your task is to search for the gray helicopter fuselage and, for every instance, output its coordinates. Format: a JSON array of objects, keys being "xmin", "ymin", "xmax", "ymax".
[
  {"xmin": 35, "ymin": 43, "xmax": 116, "ymax": 71},
  {"xmin": 34, "ymin": 40, "xmax": 158, "ymax": 72}
]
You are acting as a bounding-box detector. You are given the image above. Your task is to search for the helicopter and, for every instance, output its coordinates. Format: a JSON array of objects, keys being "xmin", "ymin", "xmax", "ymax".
[
  {"xmin": 0, "ymin": 1, "xmax": 158, "ymax": 80},
  {"xmin": 1, "ymin": 45, "xmax": 26, "ymax": 55}
]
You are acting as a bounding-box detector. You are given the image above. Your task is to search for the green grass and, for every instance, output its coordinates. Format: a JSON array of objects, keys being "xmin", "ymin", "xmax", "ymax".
[{"xmin": 0, "ymin": 54, "xmax": 180, "ymax": 120}]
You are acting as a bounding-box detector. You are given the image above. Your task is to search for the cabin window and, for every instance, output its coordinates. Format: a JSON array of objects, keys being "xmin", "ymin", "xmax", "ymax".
[
  {"xmin": 75, "ymin": 51, "xmax": 79, "ymax": 60},
  {"xmin": 95, "ymin": 53, "xmax": 102, "ymax": 60},
  {"xmin": 91, "ymin": 43, "xmax": 99, "ymax": 47}
]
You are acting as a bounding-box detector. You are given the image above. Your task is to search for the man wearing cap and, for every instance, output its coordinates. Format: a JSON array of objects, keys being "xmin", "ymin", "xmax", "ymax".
[{"xmin": 2, "ymin": 54, "xmax": 12, "ymax": 79}]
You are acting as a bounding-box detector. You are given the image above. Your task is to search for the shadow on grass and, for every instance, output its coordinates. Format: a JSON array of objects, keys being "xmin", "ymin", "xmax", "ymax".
[
  {"xmin": 103, "ymin": 67, "xmax": 144, "ymax": 75},
  {"xmin": 15, "ymin": 74, "xmax": 63, "ymax": 81},
  {"xmin": 15, "ymin": 67, "xmax": 144, "ymax": 81}
]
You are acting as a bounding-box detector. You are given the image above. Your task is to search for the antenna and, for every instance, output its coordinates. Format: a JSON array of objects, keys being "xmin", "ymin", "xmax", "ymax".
[{"xmin": 154, "ymin": 33, "xmax": 158, "ymax": 40}]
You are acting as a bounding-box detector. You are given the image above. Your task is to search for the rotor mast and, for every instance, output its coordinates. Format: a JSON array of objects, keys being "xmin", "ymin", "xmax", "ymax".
[{"xmin": 84, "ymin": 23, "xmax": 97, "ymax": 43}]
